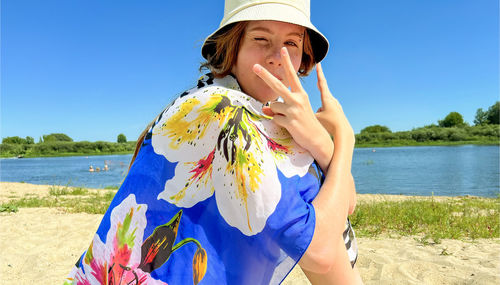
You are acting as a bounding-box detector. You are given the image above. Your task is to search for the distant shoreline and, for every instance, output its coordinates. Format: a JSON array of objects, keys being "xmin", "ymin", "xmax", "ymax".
[
  {"xmin": 1, "ymin": 141, "xmax": 498, "ymax": 159},
  {"xmin": 0, "ymin": 151, "xmax": 134, "ymax": 159},
  {"xmin": 355, "ymin": 140, "xmax": 499, "ymax": 148}
]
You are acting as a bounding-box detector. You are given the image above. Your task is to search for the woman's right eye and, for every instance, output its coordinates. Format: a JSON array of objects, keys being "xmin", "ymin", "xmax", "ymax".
[{"xmin": 254, "ymin": 37, "xmax": 267, "ymax": 41}]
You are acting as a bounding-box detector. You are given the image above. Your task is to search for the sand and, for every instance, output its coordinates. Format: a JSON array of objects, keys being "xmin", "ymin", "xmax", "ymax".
[{"xmin": 0, "ymin": 182, "xmax": 499, "ymax": 284}]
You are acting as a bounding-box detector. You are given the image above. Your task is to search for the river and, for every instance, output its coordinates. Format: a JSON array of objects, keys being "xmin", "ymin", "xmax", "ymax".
[{"xmin": 0, "ymin": 145, "xmax": 498, "ymax": 197}]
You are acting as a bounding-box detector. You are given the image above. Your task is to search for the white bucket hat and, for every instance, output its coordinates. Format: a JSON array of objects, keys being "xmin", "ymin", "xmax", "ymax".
[{"xmin": 202, "ymin": 0, "xmax": 329, "ymax": 63}]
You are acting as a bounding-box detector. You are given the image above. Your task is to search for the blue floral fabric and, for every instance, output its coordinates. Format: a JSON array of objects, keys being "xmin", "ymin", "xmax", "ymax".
[{"xmin": 65, "ymin": 73, "xmax": 332, "ymax": 284}]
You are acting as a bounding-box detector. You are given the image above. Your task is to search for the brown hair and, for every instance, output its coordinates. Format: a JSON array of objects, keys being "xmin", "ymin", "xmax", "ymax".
[
  {"xmin": 300, "ymin": 29, "xmax": 315, "ymax": 76},
  {"xmin": 200, "ymin": 22, "xmax": 248, "ymax": 78},
  {"xmin": 201, "ymin": 21, "xmax": 316, "ymax": 77},
  {"xmin": 129, "ymin": 21, "xmax": 317, "ymax": 170},
  {"xmin": 128, "ymin": 120, "xmax": 154, "ymax": 171}
]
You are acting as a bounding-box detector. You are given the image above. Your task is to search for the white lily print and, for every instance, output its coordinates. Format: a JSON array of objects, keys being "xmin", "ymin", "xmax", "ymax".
[{"xmin": 152, "ymin": 76, "xmax": 313, "ymax": 236}]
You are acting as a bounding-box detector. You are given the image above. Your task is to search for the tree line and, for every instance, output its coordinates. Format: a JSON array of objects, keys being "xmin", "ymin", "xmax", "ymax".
[
  {"xmin": 1, "ymin": 102, "xmax": 499, "ymax": 157},
  {"xmin": 355, "ymin": 102, "xmax": 499, "ymax": 146},
  {"xmin": 0, "ymin": 133, "xmax": 135, "ymax": 157}
]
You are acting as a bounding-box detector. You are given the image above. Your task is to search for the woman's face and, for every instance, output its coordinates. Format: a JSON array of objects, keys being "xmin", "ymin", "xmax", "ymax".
[{"xmin": 231, "ymin": 20, "xmax": 305, "ymax": 103}]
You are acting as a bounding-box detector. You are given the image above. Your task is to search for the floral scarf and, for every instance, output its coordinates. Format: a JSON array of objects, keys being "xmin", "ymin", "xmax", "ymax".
[{"xmin": 65, "ymin": 73, "xmax": 334, "ymax": 284}]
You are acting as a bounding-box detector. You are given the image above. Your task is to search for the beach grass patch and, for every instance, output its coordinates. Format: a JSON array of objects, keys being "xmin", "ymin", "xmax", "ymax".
[
  {"xmin": 68, "ymin": 187, "xmax": 89, "ymax": 196},
  {"xmin": 49, "ymin": 185, "xmax": 89, "ymax": 196},
  {"xmin": 0, "ymin": 204, "xmax": 19, "ymax": 213},
  {"xmin": 1, "ymin": 196, "xmax": 59, "ymax": 208},
  {"xmin": 1, "ymin": 186, "xmax": 116, "ymax": 214},
  {"xmin": 350, "ymin": 196, "xmax": 500, "ymax": 242},
  {"xmin": 104, "ymin": 185, "xmax": 120, "ymax": 190}
]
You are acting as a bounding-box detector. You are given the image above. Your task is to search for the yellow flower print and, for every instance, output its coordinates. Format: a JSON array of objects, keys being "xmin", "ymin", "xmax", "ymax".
[{"xmin": 152, "ymin": 83, "xmax": 313, "ymax": 236}]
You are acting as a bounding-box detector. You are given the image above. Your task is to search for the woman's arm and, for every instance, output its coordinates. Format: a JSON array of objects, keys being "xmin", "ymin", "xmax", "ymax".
[
  {"xmin": 348, "ymin": 173, "xmax": 357, "ymax": 215},
  {"xmin": 298, "ymin": 130, "xmax": 354, "ymax": 274},
  {"xmin": 297, "ymin": 63, "xmax": 357, "ymax": 275}
]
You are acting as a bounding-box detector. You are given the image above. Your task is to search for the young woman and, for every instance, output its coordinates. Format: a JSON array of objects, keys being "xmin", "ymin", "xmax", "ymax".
[{"xmin": 66, "ymin": 1, "xmax": 362, "ymax": 284}]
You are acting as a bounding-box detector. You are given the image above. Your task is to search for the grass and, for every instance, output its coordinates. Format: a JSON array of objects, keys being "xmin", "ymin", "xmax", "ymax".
[
  {"xmin": 0, "ymin": 185, "xmax": 116, "ymax": 214},
  {"xmin": 48, "ymin": 185, "xmax": 89, "ymax": 196},
  {"xmin": 0, "ymin": 205, "xmax": 19, "ymax": 213},
  {"xmin": 2, "ymin": 186, "xmax": 499, "ymax": 243},
  {"xmin": 103, "ymin": 185, "xmax": 120, "ymax": 190},
  {"xmin": 350, "ymin": 195, "xmax": 500, "ymax": 243}
]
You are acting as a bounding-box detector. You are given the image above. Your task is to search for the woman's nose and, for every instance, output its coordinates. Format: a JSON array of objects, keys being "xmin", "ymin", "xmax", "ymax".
[{"xmin": 266, "ymin": 46, "xmax": 283, "ymax": 66}]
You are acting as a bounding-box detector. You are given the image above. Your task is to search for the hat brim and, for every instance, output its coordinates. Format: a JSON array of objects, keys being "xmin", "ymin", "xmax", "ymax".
[{"xmin": 202, "ymin": 3, "xmax": 329, "ymax": 63}]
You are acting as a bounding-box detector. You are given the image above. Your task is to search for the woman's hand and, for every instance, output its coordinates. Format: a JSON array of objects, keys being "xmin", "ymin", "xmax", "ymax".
[
  {"xmin": 313, "ymin": 63, "xmax": 357, "ymax": 214},
  {"xmin": 314, "ymin": 63, "xmax": 355, "ymax": 141},
  {"xmin": 253, "ymin": 47, "xmax": 333, "ymax": 171},
  {"xmin": 253, "ymin": 49, "xmax": 357, "ymax": 274}
]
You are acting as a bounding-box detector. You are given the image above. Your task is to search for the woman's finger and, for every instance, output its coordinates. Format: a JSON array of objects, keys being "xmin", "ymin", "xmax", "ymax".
[
  {"xmin": 268, "ymin": 101, "xmax": 288, "ymax": 115},
  {"xmin": 271, "ymin": 114, "xmax": 289, "ymax": 128},
  {"xmin": 280, "ymin": 47, "xmax": 303, "ymax": 93},
  {"xmin": 316, "ymin": 63, "xmax": 330, "ymax": 96},
  {"xmin": 253, "ymin": 64, "xmax": 291, "ymax": 101},
  {"xmin": 262, "ymin": 106, "xmax": 275, "ymax": 116},
  {"xmin": 263, "ymin": 101, "xmax": 288, "ymax": 117}
]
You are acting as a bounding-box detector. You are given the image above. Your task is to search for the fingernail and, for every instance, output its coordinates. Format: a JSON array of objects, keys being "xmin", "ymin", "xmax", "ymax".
[
  {"xmin": 281, "ymin": 47, "xmax": 288, "ymax": 56},
  {"xmin": 253, "ymin": 64, "xmax": 262, "ymax": 73}
]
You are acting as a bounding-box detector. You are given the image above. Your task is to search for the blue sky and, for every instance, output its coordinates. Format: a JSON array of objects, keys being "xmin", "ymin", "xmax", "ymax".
[{"xmin": 2, "ymin": 0, "xmax": 498, "ymax": 142}]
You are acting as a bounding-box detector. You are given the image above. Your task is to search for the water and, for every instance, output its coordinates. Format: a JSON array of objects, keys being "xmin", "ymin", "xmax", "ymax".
[
  {"xmin": 351, "ymin": 145, "xmax": 499, "ymax": 197},
  {"xmin": 0, "ymin": 154, "xmax": 133, "ymax": 189},
  {"xmin": 0, "ymin": 146, "xmax": 498, "ymax": 197}
]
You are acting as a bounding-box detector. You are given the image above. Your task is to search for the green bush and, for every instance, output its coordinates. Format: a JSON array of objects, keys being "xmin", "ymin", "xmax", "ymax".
[
  {"xmin": 360, "ymin": 125, "xmax": 392, "ymax": 134},
  {"xmin": 2, "ymin": 136, "xmax": 29, "ymax": 144},
  {"xmin": 487, "ymin": 102, "xmax": 499, "ymax": 124},
  {"xmin": 411, "ymin": 130, "xmax": 428, "ymax": 142},
  {"xmin": 0, "ymin": 143, "xmax": 25, "ymax": 156},
  {"xmin": 117, "ymin": 133, "xmax": 127, "ymax": 143},
  {"xmin": 1, "ymin": 140, "xmax": 137, "ymax": 157},
  {"xmin": 448, "ymin": 128, "xmax": 468, "ymax": 141},
  {"xmin": 395, "ymin": 131, "xmax": 412, "ymax": 140},
  {"xmin": 355, "ymin": 124, "xmax": 499, "ymax": 146},
  {"xmin": 42, "ymin": 133, "xmax": 73, "ymax": 142},
  {"xmin": 438, "ymin": 112, "xmax": 466, "ymax": 128}
]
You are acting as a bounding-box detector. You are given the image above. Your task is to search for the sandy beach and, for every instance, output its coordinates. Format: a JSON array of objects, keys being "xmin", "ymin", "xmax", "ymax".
[{"xmin": 0, "ymin": 182, "xmax": 499, "ymax": 284}]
